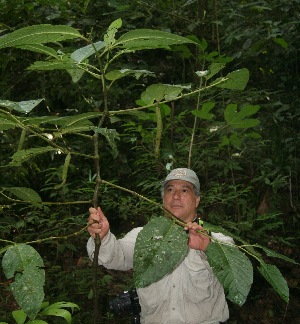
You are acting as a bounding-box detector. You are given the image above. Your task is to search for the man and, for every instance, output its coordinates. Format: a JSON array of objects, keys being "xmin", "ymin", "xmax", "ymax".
[{"xmin": 87, "ymin": 168, "xmax": 233, "ymax": 324}]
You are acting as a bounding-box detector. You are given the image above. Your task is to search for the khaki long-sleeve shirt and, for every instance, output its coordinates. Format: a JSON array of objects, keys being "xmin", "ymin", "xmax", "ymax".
[{"xmin": 87, "ymin": 228, "xmax": 233, "ymax": 324}]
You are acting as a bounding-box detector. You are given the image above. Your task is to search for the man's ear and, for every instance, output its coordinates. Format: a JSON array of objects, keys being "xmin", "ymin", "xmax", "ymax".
[{"xmin": 196, "ymin": 196, "xmax": 200, "ymax": 208}]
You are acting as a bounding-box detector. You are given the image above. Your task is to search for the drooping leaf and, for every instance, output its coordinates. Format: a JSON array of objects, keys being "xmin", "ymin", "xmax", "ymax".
[
  {"xmin": 27, "ymin": 58, "xmax": 75, "ymax": 71},
  {"xmin": 258, "ymin": 261, "xmax": 289, "ymax": 303},
  {"xmin": 2, "ymin": 187, "xmax": 42, "ymax": 203},
  {"xmin": 67, "ymin": 67, "xmax": 86, "ymax": 83},
  {"xmin": 206, "ymin": 242, "xmax": 253, "ymax": 306},
  {"xmin": 133, "ymin": 216, "xmax": 189, "ymax": 288},
  {"xmin": 224, "ymin": 104, "xmax": 260, "ymax": 129},
  {"xmin": 93, "ymin": 127, "xmax": 120, "ymax": 158},
  {"xmin": 54, "ymin": 153, "xmax": 71, "ymax": 189},
  {"xmin": 16, "ymin": 44, "xmax": 58, "ymax": 58},
  {"xmin": 116, "ymin": 29, "xmax": 196, "ymax": 50},
  {"xmin": 0, "ymin": 25, "xmax": 83, "ymax": 49},
  {"xmin": 255, "ymin": 244, "xmax": 298, "ymax": 264},
  {"xmin": 0, "ymin": 99, "xmax": 43, "ymax": 114},
  {"xmin": 213, "ymin": 68, "xmax": 249, "ymax": 90},
  {"xmin": 2, "ymin": 244, "xmax": 45, "ymax": 319}
]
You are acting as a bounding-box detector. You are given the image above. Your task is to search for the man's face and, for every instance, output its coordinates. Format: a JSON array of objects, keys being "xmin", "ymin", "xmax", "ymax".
[{"xmin": 163, "ymin": 179, "xmax": 200, "ymax": 223}]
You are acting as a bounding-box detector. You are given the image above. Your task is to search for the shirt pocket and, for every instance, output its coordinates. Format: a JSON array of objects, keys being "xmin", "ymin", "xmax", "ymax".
[
  {"xmin": 137, "ymin": 283, "xmax": 161, "ymax": 312},
  {"xmin": 183, "ymin": 263, "xmax": 215, "ymax": 303}
]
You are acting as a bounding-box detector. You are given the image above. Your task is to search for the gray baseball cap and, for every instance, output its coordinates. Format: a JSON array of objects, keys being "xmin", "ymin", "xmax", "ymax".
[{"xmin": 162, "ymin": 168, "xmax": 200, "ymax": 193}]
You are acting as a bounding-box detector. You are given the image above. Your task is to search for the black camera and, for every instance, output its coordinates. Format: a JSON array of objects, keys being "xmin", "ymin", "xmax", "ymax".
[{"xmin": 109, "ymin": 288, "xmax": 141, "ymax": 324}]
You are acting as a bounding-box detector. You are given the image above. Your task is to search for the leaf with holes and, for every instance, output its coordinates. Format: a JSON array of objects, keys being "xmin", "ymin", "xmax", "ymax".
[
  {"xmin": 2, "ymin": 244, "xmax": 45, "ymax": 319},
  {"xmin": 133, "ymin": 216, "xmax": 188, "ymax": 287},
  {"xmin": 206, "ymin": 242, "xmax": 253, "ymax": 306}
]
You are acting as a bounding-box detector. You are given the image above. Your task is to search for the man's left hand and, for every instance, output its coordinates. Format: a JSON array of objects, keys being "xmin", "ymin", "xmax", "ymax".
[{"xmin": 185, "ymin": 222, "xmax": 210, "ymax": 251}]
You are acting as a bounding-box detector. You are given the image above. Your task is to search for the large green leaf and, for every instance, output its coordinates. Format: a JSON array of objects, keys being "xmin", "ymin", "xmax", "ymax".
[
  {"xmin": 0, "ymin": 25, "xmax": 83, "ymax": 49},
  {"xmin": 141, "ymin": 84, "xmax": 190, "ymax": 105},
  {"xmin": 133, "ymin": 216, "xmax": 189, "ymax": 288},
  {"xmin": 206, "ymin": 242, "xmax": 253, "ymax": 306},
  {"xmin": 224, "ymin": 103, "xmax": 260, "ymax": 128},
  {"xmin": 213, "ymin": 68, "xmax": 249, "ymax": 90},
  {"xmin": 2, "ymin": 244, "xmax": 45, "ymax": 319},
  {"xmin": 9, "ymin": 146, "xmax": 58, "ymax": 166},
  {"xmin": 2, "ymin": 187, "xmax": 42, "ymax": 203},
  {"xmin": 258, "ymin": 261, "xmax": 289, "ymax": 303},
  {"xmin": 116, "ymin": 29, "xmax": 196, "ymax": 50}
]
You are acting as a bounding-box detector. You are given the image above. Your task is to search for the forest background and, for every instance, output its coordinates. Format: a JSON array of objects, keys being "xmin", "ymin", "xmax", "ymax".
[{"xmin": 0, "ymin": 0, "xmax": 299, "ymax": 323}]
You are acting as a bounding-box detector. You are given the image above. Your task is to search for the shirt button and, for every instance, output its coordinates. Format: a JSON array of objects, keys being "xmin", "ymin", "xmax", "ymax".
[
  {"xmin": 173, "ymin": 284, "xmax": 175, "ymax": 288},
  {"xmin": 172, "ymin": 307, "xmax": 175, "ymax": 310}
]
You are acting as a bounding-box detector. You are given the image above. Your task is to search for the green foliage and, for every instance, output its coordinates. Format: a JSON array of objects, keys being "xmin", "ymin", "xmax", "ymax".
[
  {"xmin": 0, "ymin": 0, "xmax": 299, "ymax": 322},
  {"xmin": 206, "ymin": 242, "xmax": 253, "ymax": 306},
  {"xmin": 0, "ymin": 301, "xmax": 79, "ymax": 324},
  {"xmin": 2, "ymin": 244, "xmax": 45, "ymax": 319},
  {"xmin": 133, "ymin": 216, "xmax": 189, "ymax": 287},
  {"xmin": 133, "ymin": 217, "xmax": 297, "ymax": 306}
]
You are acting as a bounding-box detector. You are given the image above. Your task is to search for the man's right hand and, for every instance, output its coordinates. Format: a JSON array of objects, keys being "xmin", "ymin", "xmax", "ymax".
[{"xmin": 87, "ymin": 207, "xmax": 110, "ymax": 240}]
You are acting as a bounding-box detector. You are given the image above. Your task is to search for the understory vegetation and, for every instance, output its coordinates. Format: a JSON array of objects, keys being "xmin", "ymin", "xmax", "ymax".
[{"xmin": 0, "ymin": 1, "xmax": 299, "ymax": 323}]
